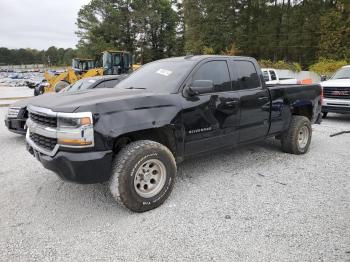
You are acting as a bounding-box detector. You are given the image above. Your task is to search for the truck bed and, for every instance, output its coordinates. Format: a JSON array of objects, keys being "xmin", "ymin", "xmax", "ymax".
[{"xmin": 267, "ymin": 84, "xmax": 322, "ymax": 136}]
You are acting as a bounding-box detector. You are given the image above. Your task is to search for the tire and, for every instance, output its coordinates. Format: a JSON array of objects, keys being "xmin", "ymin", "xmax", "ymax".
[
  {"xmin": 109, "ymin": 140, "xmax": 176, "ymax": 212},
  {"xmin": 281, "ymin": 116, "xmax": 312, "ymax": 155},
  {"xmin": 322, "ymin": 112, "xmax": 328, "ymax": 119}
]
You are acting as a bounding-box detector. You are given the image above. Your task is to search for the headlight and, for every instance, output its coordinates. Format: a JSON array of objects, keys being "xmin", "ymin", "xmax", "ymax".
[
  {"xmin": 58, "ymin": 116, "xmax": 91, "ymax": 128},
  {"xmin": 56, "ymin": 112, "xmax": 94, "ymax": 147}
]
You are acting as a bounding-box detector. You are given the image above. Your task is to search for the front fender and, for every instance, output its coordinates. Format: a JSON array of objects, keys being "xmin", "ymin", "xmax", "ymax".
[{"xmin": 96, "ymin": 104, "xmax": 181, "ymax": 138}]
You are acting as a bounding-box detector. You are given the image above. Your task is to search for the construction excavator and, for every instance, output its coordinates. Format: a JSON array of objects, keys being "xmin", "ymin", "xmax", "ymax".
[{"xmin": 37, "ymin": 51, "xmax": 134, "ymax": 95}]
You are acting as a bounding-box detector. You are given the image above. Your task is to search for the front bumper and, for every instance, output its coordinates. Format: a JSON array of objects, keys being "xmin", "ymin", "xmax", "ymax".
[
  {"xmin": 322, "ymin": 98, "xmax": 350, "ymax": 114},
  {"xmin": 27, "ymin": 144, "xmax": 113, "ymax": 184},
  {"xmin": 25, "ymin": 105, "xmax": 109, "ymax": 184},
  {"xmin": 4, "ymin": 117, "xmax": 27, "ymax": 135}
]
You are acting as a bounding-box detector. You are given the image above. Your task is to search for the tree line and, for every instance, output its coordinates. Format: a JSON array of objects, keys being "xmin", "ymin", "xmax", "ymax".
[
  {"xmin": 76, "ymin": 0, "xmax": 350, "ymax": 68},
  {"xmin": 1, "ymin": 0, "xmax": 349, "ymax": 70},
  {"xmin": 0, "ymin": 46, "xmax": 77, "ymax": 66},
  {"xmin": 182, "ymin": 0, "xmax": 350, "ymax": 68}
]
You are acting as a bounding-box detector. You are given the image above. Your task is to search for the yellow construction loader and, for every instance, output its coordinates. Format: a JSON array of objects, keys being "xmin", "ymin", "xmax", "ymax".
[{"xmin": 38, "ymin": 51, "xmax": 134, "ymax": 95}]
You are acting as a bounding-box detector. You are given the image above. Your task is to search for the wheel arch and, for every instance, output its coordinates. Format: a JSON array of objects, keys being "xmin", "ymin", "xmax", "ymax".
[
  {"xmin": 112, "ymin": 125, "xmax": 177, "ymax": 158},
  {"xmin": 291, "ymin": 101, "xmax": 313, "ymax": 120}
]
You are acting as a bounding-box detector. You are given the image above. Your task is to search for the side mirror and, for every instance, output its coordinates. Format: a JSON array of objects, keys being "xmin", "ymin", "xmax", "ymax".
[
  {"xmin": 188, "ymin": 80, "xmax": 214, "ymax": 96},
  {"xmin": 321, "ymin": 75, "xmax": 328, "ymax": 82}
]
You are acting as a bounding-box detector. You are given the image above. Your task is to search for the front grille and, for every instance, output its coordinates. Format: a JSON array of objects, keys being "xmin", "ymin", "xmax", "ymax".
[
  {"xmin": 323, "ymin": 106, "xmax": 350, "ymax": 113},
  {"xmin": 7, "ymin": 107, "xmax": 21, "ymax": 118},
  {"xmin": 29, "ymin": 132, "xmax": 57, "ymax": 151},
  {"xmin": 323, "ymin": 86, "xmax": 350, "ymax": 99},
  {"xmin": 29, "ymin": 112, "xmax": 57, "ymax": 127}
]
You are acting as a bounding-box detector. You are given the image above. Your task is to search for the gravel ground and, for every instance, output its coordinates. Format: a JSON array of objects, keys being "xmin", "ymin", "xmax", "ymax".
[
  {"xmin": 0, "ymin": 108, "xmax": 349, "ymax": 262},
  {"xmin": 0, "ymin": 86, "xmax": 33, "ymax": 99}
]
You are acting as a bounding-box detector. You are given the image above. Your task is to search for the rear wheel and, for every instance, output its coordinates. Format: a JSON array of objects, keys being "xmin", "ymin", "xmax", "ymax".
[
  {"xmin": 109, "ymin": 140, "xmax": 176, "ymax": 212},
  {"xmin": 281, "ymin": 116, "xmax": 312, "ymax": 155}
]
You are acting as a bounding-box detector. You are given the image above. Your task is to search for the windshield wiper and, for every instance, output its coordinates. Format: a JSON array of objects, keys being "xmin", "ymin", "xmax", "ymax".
[
  {"xmin": 125, "ymin": 86, "xmax": 146, "ymax": 90},
  {"xmin": 335, "ymin": 77, "xmax": 350, "ymax": 79}
]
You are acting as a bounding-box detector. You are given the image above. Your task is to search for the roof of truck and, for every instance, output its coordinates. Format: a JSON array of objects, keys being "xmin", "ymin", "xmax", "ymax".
[{"xmin": 157, "ymin": 55, "xmax": 256, "ymax": 63}]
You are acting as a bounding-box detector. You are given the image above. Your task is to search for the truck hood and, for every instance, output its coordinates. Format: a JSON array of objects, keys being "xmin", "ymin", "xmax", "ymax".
[
  {"xmin": 320, "ymin": 79, "xmax": 350, "ymax": 87},
  {"xmin": 28, "ymin": 88, "xmax": 176, "ymax": 113},
  {"xmin": 10, "ymin": 93, "xmax": 56, "ymax": 109}
]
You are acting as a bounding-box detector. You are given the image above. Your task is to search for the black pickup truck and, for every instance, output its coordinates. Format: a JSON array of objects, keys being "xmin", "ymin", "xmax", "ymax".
[{"xmin": 25, "ymin": 55, "xmax": 322, "ymax": 212}]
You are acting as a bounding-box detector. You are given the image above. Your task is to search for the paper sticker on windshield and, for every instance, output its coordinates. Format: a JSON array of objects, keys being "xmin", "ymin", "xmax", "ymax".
[
  {"xmin": 88, "ymin": 79, "xmax": 96, "ymax": 83},
  {"xmin": 156, "ymin": 69, "xmax": 172, "ymax": 77}
]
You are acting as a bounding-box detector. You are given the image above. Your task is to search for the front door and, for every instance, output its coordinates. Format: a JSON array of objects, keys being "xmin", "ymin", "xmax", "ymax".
[{"xmin": 182, "ymin": 59, "xmax": 240, "ymax": 156}]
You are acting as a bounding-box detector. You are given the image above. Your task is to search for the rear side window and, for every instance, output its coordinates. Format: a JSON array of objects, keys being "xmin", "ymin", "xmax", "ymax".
[
  {"xmin": 234, "ymin": 61, "xmax": 261, "ymax": 90},
  {"xmin": 192, "ymin": 61, "xmax": 231, "ymax": 92}
]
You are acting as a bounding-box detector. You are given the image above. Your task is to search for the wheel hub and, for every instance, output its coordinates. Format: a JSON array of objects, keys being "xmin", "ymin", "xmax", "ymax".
[
  {"xmin": 298, "ymin": 126, "xmax": 309, "ymax": 149},
  {"xmin": 134, "ymin": 159, "xmax": 167, "ymax": 198}
]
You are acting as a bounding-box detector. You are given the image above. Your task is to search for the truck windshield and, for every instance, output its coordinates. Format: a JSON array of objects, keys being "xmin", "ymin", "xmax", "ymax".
[
  {"xmin": 117, "ymin": 60, "xmax": 196, "ymax": 93},
  {"xmin": 332, "ymin": 67, "xmax": 350, "ymax": 79},
  {"xmin": 64, "ymin": 79, "xmax": 96, "ymax": 92}
]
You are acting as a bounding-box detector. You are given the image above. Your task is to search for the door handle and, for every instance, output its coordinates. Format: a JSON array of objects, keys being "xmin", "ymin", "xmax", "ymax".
[
  {"xmin": 258, "ymin": 96, "xmax": 269, "ymax": 101},
  {"xmin": 225, "ymin": 100, "xmax": 238, "ymax": 106}
]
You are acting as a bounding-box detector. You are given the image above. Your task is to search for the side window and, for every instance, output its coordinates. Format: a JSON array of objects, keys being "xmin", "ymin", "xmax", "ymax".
[
  {"xmin": 234, "ymin": 61, "xmax": 261, "ymax": 90},
  {"xmin": 269, "ymin": 70, "xmax": 277, "ymax": 81},
  {"xmin": 94, "ymin": 82, "xmax": 106, "ymax": 89},
  {"xmin": 104, "ymin": 80, "xmax": 120, "ymax": 88},
  {"xmin": 192, "ymin": 61, "xmax": 231, "ymax": 92}
]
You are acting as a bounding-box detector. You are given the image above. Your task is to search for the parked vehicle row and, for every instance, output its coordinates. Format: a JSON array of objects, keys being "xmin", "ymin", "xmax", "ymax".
[
  {"xmin": 20, "ymin": 55, "xmax": 322, "ymax": 212},
  {"xmin": 4, "ymin": 75, "xmax": 125, "ymax": 134}
]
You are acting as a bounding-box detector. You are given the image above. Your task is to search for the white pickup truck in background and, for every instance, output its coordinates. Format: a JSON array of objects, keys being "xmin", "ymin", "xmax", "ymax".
[
  {"xmin": 262, "ymin": 68, "xmax": 298, "ymax": 85},
  {"xmin": 320, "ymin": 65, "xmax": 350, "ymax": 118}
]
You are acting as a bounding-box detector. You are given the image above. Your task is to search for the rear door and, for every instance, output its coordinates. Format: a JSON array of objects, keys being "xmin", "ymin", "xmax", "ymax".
[
  {"xmin": 232, "ymin": 60, "xmax": 270, "ymax": 143},
  {"xmin": 182, "ymin": 59, "xmax": 240, "ymax": 156}
]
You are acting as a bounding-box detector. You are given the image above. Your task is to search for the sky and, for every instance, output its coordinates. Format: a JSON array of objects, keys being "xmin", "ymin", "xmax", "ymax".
[{"xmin": 0, "ymin": 0, "xmax": 91, "ymax": 50}]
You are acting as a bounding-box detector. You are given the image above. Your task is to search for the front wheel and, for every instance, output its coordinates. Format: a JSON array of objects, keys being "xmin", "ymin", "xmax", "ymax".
[
  {"xmin": 322, "ymin": 112, "xmax": 328, "ymax": 119},
  {"xmin": 281, "ymin": 116, "xmax": 312, "ymax": 155},
  {"xmin": 109, "ymin": 140, "xmax": 176, "ymax": 212}
]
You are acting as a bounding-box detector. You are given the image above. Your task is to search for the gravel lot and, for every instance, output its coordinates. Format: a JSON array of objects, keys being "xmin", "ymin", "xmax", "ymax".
[
  {"xmin": 0, "ymin": 107, "xmax": 349, "ymax": 262},
  {"xmin": 0, "ymin": 86, "xmax": 33, "ymax": 99}
]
